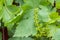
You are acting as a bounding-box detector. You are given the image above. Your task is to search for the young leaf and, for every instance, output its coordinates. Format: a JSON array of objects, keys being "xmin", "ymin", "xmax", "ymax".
[{"xmin": 13, "ymin": 9, "xmax": 37, "ymax": 37}]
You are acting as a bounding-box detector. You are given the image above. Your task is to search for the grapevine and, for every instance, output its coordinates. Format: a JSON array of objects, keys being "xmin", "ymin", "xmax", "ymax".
[{"xmin": 0, "ymin": 0, "xmax": 60, "ymax": 40}]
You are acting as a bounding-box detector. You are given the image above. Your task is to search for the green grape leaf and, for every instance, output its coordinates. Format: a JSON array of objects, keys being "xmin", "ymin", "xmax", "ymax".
[
  {"xmin": 1, "ymin": 7, "xmax": 15, "ymax": 30},
  {"xmin": 13, "ymin": 9, "xmax": 37, "ymax": 37},
  {"xmin": 5, "ymin": 5, "xmax": 21, "ymax": 25},
  {"xmin": 5, "ymin": 0, "xmax": 13, "ymax": 5},
  {"xmin": 8, "ymin": 10, "xmax": 23, "ymax": 24},
  {"xmin": 22, "ymin": 4, "xmax": 32, "ymax": 11},
  {"xmin": 7, "ymin": 5, "xmax": 21, "ymax": 14},
  {"xmin": 40, "ymin": 0, "xmax": 50, "ymax": 6},
  {"xmin": 50, "ymin": 12, "xmax": 59, "ymax": 19},
  {"xmin": 48, "ymin": 25, "xmax": 60, "ymax": 40},
  {"xmin": 0, "ymin": 11, "xmax": 3, "ymax": 20},
  {"xmin": 48, "ymin": 0, "xmax": 54, "ymax": 5},
  {"xmin": 0, "ymin": 0, "xmax": 3, "ymax": 20},
  {"xmin": 6, "ymin": 10, "xmax": 23, "ymax": 30},
  {"xmin": 2, "ymin": 7, "xmax": 14, "ymax": 23},
  {"xmin": 38, "ymin": 6, "xmax": 51, "ymax": 22},
  {"xmin": 48, "ymin": 25, "xmax": 57, "ymax": 37},
  {"xmin": 9, "ymin": 37, "xmax": 33, "ymax": 40},
  {"xmin": 7, "ymin": 23, "xmax": 14, "ymax": 30},
  {"xmin": 52, "ymin": 28, "xmax": 60, "ymax": 40},
  {"xmin": 0, "ymin": 0, "xmax": 3, "ymax": 11},
  {"xmin": 24, "ymin": 0, "xmax": 40, "ymax": 8},
  {"xmin": 56, "ymin": 0, "xmax": 60, "ymax": 9}
]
